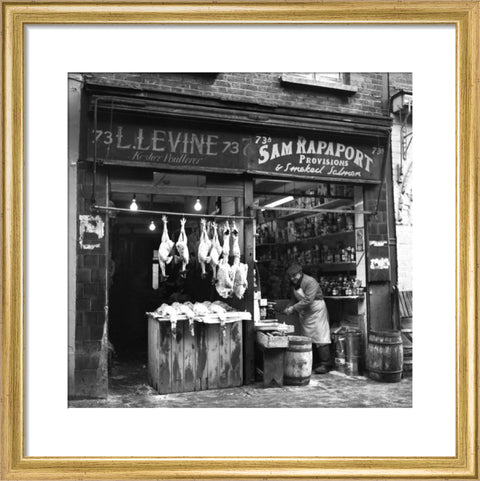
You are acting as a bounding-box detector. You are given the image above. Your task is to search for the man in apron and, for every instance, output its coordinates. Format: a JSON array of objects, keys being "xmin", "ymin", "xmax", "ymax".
[{"xmin": 284, "ymin": 264, "xmax": 331, "ymax": 374}]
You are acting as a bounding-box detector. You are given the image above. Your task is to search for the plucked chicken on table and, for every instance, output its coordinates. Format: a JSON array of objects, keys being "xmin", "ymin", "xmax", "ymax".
[
  {"xmin": 154, "ymin": 303, "xmax": 178, "ymax": 333},
  {"xmin": 172, "ymin": 301, "xmax": 196, "ymax": 335},
  {"xmin": 193, "ymin": 301, "xmax": 210, "ymax": 317},
  {"xmin": 207, "ymin": 302, "xmax": 227, "ymax": 327}
]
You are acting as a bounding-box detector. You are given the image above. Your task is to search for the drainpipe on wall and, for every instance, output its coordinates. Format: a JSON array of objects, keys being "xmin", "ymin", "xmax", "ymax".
[
  {"xmin": 381, "ymin": 73, "xmax": 391, "ymax": 116},
  {"xmin": 68, "ymin": 74, "xmax": 84, "ymax": 397}
]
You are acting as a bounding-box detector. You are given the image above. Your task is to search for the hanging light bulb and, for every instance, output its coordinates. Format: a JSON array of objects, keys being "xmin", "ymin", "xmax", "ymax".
[
  {"xmin": 149, "ymin": 220, "xmax": 156, "ymax": 231},
  {"xmin": 194, "ymin": 197, "xmax": 202, "ymax": 212},
  {"xmin": 129, "ymin": 194, "xmax": 138, "ymax": 211}
]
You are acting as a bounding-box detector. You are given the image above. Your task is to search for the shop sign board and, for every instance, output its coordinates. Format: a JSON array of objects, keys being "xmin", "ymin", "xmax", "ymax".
[
  {"xmin": 87, "ymin": 115, "xmax": 386, "ymax": 182},
  {"xmin": 247, "ymin": 134, "xmax": 385, "ymax": 182},
  {"xmin": 87, "ymin": 115, "xmax": 248, "ymax": 172}
]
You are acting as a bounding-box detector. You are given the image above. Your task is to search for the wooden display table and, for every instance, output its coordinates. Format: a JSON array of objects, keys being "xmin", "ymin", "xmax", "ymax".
[{"xmin": 147, "ymin": 311, "xmax": 251, "ymax": 394}]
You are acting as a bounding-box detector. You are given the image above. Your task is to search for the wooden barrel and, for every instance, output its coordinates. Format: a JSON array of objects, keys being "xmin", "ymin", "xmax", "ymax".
[
  {"xmin": 402, "ymin": 345, "xmax": 412, "ymax": 377},
  {"xmin": 366, "ymin": 331, "xmax": 403, "ymax": 383},
  {"xmin": 401, "ymin": 329, "xmax": 413, "ymax": 378},
  {"xmin": 284, "ymin": 336, "xmax": 312, "ymax": 386}
]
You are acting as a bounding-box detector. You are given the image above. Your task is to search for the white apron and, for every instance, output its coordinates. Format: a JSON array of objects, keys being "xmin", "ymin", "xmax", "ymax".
[{"xmin": 294, "ymin": 287, "xmax": 330, "ymax": 344}]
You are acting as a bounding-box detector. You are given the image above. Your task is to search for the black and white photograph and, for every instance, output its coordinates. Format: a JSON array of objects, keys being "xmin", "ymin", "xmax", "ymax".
[
  {"xmin": 3, "ymin": 1, "xmax": 476, "ymax": 475},
  {"xmin": 67, "ymin": 72, "xmax": 413, "ymax": 408}
]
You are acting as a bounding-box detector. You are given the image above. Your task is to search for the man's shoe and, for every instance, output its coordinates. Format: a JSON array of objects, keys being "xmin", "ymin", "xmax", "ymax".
[{"xmin": 314, "ymin": 365, "xmax": 329, "ymax": 375}]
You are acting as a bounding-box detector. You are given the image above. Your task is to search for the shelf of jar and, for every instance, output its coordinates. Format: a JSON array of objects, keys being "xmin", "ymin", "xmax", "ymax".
[
  {"xmin": 256, "ymin": 230, "xmax": 355, "ymax": 247},
  {"xmin": 277, "ymin": 198, "xmax": 354, "ymax": 221},
  {"xmin": 324, "ymin": 295, "xmax": 365, "ymax": 300},
  {"xmin": 309, "ymin": 263, "xmax": 356, "ymax": 272},
  {"xmin": 255, "ymin": 262, "xmax": 356, "ymax": 272}
]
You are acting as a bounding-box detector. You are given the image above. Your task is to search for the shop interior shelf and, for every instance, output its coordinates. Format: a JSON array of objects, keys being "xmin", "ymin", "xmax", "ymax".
[
  {"xmin": 277, "ymin": 197, "xmax": 354, "ymax": 221},
  {"xmin": 324, "ymin": 295, "xmax": 365, "ymax": 300},
  {"xmin": 256, "ymin": 230, "xmax": 355, "ymax": 247},
  {"xmin": 255, "ymin": 261, "xmax": 357, "ymax": 271},
  {"xmin": 309, "ymin": 262, "xmax": 357, "ymax": 272}
]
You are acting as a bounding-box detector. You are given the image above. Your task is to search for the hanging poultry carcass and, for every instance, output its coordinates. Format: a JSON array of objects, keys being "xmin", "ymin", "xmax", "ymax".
[
  {"xmin": 233, "ymin": 262, "xmax": 248, "ymax": 299},
  {"xmin": 231, "ymin": 220, "xmax": 241, "ymax": 260},
  {"xmin": 198, "ymin": 218, "xmax": 212, "ymax": 279},
  {"xmin": 175, "ymin": 217, "xmax": 189, "ymax": 278},
  {"xmin": 221, "ymin": 221, "xmax": 231, "ymax": 260},
  {"xmin": 228, "ymin": 221, "xmax": 242, "ymax": 286},
  {"xmin": 211, "ymin": 221, "xmax": 223, "ymax": 257},
  {"xmin": 158, "ymin": 216, "xmax": 175, "ymax": 281},
  {"xmin": 207, "ymin": 222, "xmax": 220, "ymax": 282},
  {"xmin": 215, "ymin": 221, "xmax": 234, "ymax": 297},
  {"xmin": 216, "ymin": 258, "xmax": 234, "ymax": 298}
]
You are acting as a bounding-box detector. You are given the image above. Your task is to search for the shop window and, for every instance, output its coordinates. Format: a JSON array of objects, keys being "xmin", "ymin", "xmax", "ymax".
[
  {"xmin": 253, "ymin": 178, "xmax": 368, "ymax": 354},
  {"xmin": 280, "ymin": 73, "xmax": 358, "ymax": 95},
  {"xmin": 254, "ymin": 180, "xmax": 363, "ymax": 296}
]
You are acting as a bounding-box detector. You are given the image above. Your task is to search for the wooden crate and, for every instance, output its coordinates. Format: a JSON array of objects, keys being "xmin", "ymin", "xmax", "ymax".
[
  {"xmin": 148, "ymin": 316, "xmax": 243, "ymax": 394},
  {"xmin": 256, "ymin": 331, "xmax": 289, "ymax": 349}
]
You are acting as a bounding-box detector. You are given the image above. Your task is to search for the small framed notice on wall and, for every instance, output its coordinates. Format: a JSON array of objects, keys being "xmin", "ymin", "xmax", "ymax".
[{"xmin": 356, "ymin": 227, "xmax": 365, "ymax": 252}]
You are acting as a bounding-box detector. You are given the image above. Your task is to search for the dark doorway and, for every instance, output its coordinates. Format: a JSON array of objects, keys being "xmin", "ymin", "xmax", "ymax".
[{"xmin": 109, "ymin": 232, "xmax": 159, "ymax": 361}]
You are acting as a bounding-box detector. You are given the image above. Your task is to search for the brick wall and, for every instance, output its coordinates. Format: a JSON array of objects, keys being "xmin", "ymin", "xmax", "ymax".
[
  {"xmin": 74, "ymin": 164, "xmax": 109, "ymax": 398},
  {"xmin": 389, "ymin": 73, "xmax": 413, "ymax": 292},
  {"xmin": 85, "ymin": 72, "xmax": 387, "ymax": 117},
  {"xmin": 396, "ymin": 225, "xmax": 413, "ymax": 291},
  {"xmin": 392, "ymin": 116, "xmax": 413, "ymax": 291},
  {"xmin": 389, "ymin": 73, "xmax": 412, "ymax": 93}
]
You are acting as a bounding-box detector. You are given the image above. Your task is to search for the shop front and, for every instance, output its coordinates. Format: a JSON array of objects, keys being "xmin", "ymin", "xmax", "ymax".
[{"xmin": 71, "ymin": 81, "xmax": 394, "ymax": 397}]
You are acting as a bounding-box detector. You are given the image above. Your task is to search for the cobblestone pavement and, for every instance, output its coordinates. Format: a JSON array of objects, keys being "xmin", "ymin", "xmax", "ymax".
[{"xmin": 69, "ymin": 360, "xmax": 412, "ymax": 408}]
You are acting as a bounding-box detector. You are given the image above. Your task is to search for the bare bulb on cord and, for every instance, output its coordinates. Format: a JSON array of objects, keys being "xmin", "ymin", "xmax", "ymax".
[
  {"xmin": 130, "ymin": 194, "xmax": 138, "ymax": 211},
  {"xmin": 194, "ymin": 197, "xmax": 202, "ymax": 211}
]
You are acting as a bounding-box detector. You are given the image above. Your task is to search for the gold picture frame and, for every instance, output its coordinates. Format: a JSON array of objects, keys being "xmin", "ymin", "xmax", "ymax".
[{"xmin": 1, "ymin": 1, "xmax": 478, "ymax": 479}]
